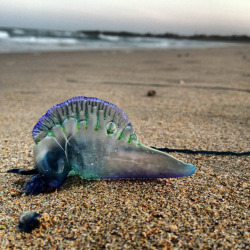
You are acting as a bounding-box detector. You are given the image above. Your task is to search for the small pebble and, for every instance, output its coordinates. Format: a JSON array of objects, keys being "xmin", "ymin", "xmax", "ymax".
[
  {"xmin": 18, "ymin": 211, "xmax": 41, "ymax": 233},
  {"xmin": 147, "ymin": 90, "xmax": 156, "ymax": 96}
]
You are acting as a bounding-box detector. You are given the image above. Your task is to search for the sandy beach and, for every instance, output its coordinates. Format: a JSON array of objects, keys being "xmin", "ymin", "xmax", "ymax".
[{"xmin": 0, "ymin": 45, "xmax": 249, "ymax": 248}]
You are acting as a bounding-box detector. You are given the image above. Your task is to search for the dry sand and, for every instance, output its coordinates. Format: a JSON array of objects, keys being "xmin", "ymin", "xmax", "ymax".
[{"xmin": 0, "ymin": 45, "xmax": 249, "ymax": 248}]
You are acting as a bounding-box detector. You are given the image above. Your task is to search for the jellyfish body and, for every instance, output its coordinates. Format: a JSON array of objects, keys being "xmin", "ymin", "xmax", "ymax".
[{"xmin": 8, "ymin": 96, "xmax": 195, "ymax": 194}]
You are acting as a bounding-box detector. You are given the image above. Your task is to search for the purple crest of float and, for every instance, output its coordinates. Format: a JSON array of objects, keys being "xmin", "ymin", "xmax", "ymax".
[{"xmin": 32, "ymin": 96, "xmax": 130, "ymax": 143}]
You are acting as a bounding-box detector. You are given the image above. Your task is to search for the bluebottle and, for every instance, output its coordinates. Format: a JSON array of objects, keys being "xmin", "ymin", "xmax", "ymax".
[{"xmin": 8, "ymin": 96, "xmax": 195, "ymax": 194}]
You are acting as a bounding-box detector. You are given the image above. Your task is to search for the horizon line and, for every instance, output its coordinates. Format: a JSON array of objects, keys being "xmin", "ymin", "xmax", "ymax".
[{"xmin": 1, "ymin": 26, "xmax": 250, "ymax": 38}]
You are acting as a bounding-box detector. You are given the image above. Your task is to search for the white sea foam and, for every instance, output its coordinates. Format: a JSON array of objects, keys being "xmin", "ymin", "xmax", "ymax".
[
  {"xmin": 98, "ymin": 34, "xmax": 120, "ymax": 42},
  {"xmin": 11, "ymin": 36, "xmax": 78, "ymax": 45},
  {"xmin": 13, "ymin": 29, "xmax": 25, "ymax": 35},
  {"xmin": 0, "ymin": 31, "xmax": 9, "ymax": 39}
]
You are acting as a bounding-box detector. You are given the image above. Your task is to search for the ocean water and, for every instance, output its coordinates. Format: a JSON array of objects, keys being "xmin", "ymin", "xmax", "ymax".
[{"xmin": 0, "ymin": 27, "xmax": 227, "ymax": 53}]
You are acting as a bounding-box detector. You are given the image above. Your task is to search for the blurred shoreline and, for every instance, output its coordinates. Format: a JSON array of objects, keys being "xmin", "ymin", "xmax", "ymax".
[{"xmin": 0, "ymin": 27, "xmax": 245, "ymax": 54}]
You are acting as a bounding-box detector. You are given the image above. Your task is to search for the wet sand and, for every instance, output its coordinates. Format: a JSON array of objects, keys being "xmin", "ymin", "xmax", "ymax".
[{"xmin": 0, "ymin": 45, "xmax": 249, "ymax": 248}]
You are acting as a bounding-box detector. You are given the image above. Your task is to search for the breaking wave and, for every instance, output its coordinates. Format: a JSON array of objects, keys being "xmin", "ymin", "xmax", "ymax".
[{"xmin": 0, "ymin": 27, "xmax": 228, "ymax": 53}]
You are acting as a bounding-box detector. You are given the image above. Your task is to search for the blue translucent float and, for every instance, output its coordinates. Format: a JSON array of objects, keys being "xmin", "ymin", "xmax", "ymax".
[{"xmin": 8, "ymin": 96, "xmax": 195, "ymax": 194}]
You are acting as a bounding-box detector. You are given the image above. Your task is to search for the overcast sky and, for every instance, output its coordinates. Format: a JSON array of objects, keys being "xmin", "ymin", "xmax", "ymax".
[{"xmin": 1, "ymin": 0, "xmax": 250, "ymax": 35}]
